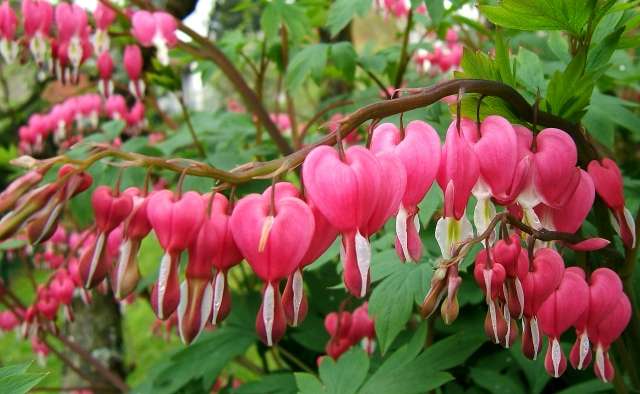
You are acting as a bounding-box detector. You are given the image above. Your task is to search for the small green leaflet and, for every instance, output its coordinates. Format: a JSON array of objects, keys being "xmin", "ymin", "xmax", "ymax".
[{"xmin": 326, "ymin": 0, "xmax": 372, "ymax": 37}]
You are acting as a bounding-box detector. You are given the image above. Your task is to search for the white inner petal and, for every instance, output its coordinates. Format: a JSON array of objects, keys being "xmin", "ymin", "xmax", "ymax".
[
  {"xmin": 115, "ymin": 238, "xmax": 133, "ymax": 298},
  {"xmin": 551, "ymin": 337, "xmax": 562, "ymax": 377},
  {"xmin": 355, "ymin": 231, "xmax": 372, "ymax": 298},
  {"xmin": 488, "ymin": 300, "xmax": 499, "ymax": 343},
  {"xmin": 86, "ymin": 232, "xmax": 106, "ymax": 288},
  {"xmin": 595, "ymin": 346, "xmax": 606, "ymax": 382},
  {"xmin": 177, "ymin": 280, "xmax": 188, "ymax": 344},
  {"xmin": 503, "ymin": 303, "xmax": 511, "ymax": 348},
  {"xmin": 624, "ymin": 207, "xmax": 636, "ymax": 248},
  {"xmin": 531, "ymin": 317, "xmax": 540, "ymax": 360},
  {"xmin": 578, "ymin": 331, "xmax": 590, "ymax": 370},
  {"xmin": 198, "ymin": 283, "xmax": 213, "ymax": 339},
  {"xmin": 515, "ymin": 278, "xmax": 525, "ymax": 319},
  {"xmin": 395, "ymin": 204, "xmax": 411, "ymax": 261},
  {"xmin": 263, "ymin": 283, "xmax": 275, "ymax": 346},
  {"xmin": 211, "ymin": 271, "xmax": 225, "ymax": 325},
  {"xmin": 292, "ymin": 269, "xmax": 304, "ymax": 326},
  {"xmin": 157, "ymin": 252, "xmax": 172, "ymax": 319}
]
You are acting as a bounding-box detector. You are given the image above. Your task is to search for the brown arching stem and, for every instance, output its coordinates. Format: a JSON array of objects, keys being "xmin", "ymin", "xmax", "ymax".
[{"xmin": 43, "ymin": 78, "xmax": 598, "ymax": 187}]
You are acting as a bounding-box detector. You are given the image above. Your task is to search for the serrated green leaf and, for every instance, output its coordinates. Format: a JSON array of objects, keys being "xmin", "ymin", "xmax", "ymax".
[
  {"xmin": 368, "ymin": 264, "xmax": 425, "ymax": 353},
  {"xmin": 326, "ymin": 0, "xmax": 371, "ymax": 37},
  {"xmin": 586, "ymin": 27, "xmax": 624, "ymax": 72},
  {"xmin": 547, "ymin": 31, "xmax": 571, "ymax": 63},
  {"xmin": 232, "ymin": 373, "xmax": 296, "ymax": 394},
  {"xmin": 516, "ymin": 47, "xmax": 546, "ymax": 95},
  {"xmin": 458, "ymin": 48, "xmax": 499, "ymax": 81},
  {"xmin": 0, "ymin": 373, "xmax": 47, "ymax": 394},
  {"xmin": 330, "ymin": 42, "xmax": 357, "ymax": 82},
  {"xmin": 285, "ymin": 44, "xmax": 329, "ymax": 91},
  {"xmin": 495, "ymin": 31, "xmax": 515, "ymax": 86},
  {"xmin": 480, "ymin": 0, "xmax": 592, "ymax": 36},
  {"xmin": 260, "ymin": 0, "xmax": 311, "ymax": 42}
]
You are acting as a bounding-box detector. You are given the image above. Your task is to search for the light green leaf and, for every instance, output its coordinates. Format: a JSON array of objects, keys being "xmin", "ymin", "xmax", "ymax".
[
  {"xmin": 424, "ymin": 0, "xmax": 445, "ymax": 26},
  {"xmin": 480, "ymin": 0, "xmax": 593, "ymax": 36},
  {"xmin": 0, "ymin": 238, "xmax": 27, "ymax": 250},
  {"xmin": 547, "ymin": 31, "xmax": 571, "ymax": 63},
  {"xmin": 232, "ymin": 373, "xmax": 297, "ymax": 394},
  {"xmin": 318, "ymin": 348, "xmax": 370, "ymax": 394},
  {"xmin": 295, "ymin": 372, "xmax": 324, "ymax": 393},
  {"xmin": 586, "ymin": 27, "xmax": 624, "ymax": 72},
  {"xmin": 418, "ymin": 187, "xmax": 442, "ymax": 229},
  {"xmin": 516, "ymin": 47, "xmax": 546, "ymax": 95},
  {"xmin": 260, "ymin": 0, "xmax": 311, "ymax": 42},
  {"xmin": 0, "ymin": 363, "xmax": 46, "ymax": 394},
  {"xmin": 285, "ymin": 44, "xmax": 329, "ymax": 91},
  {"xmin": 326, "ymin": 0, "xmax": 372, "ymax": 37}
]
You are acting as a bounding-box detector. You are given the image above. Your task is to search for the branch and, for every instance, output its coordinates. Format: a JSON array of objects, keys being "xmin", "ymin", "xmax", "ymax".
[
  {"xmin": 394, "ymin": 9, "xmax": 413, "ymax": 89},
  {"xmin": 45, "ymin": 79, "xmax": 598, "ymax": 185}
]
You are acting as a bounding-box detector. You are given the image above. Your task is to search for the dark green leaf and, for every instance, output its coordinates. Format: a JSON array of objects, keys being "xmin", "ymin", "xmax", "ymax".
[
  {"xmin": 469, "ymin": 368, "xmax": 526, "ymax": 394},
  {"xmin": 330, "ymin": 42, "xmax": 357, "ymax": 81},
  {"xmin": 415, "ymin": 329, "xmax": 485, "ymax": 370},
  {"xmin": 586, "ymin": 27, "xmax": 624, "ymax": 72},
  {"xmin": 495, "ymin": 31, "xmax": 515, "ymax": 86},
  {"xmin": 555, "ymin": 379, "xmax": 613, "ymax": 394},
  {"xmin": 368, "ymin": 263, "xmax": 425, "ymax": 353},
  {"xmin": 326, "ymin": 0, "xmax": 372, "ymax": 37},
  {"xmin": 232, "ymin": 373, "xmax": 296, "ymax": 394},
  {"xmin": 424, "ymin": 0, "xmax": 445, "ymax": 26}
]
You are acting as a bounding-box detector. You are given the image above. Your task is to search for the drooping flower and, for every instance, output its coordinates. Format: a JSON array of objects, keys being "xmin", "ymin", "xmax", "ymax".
[
  {"xmin": 124, "ymin": 45, "xmax": 145, "ymax": 99},
  {"xmin": 588, "ymin": 158, "xmax": 635, "ymax": 248},
  {"xmin": 303, "ymin": 145, "xmax": 382, "ymax": 297},
  {"xmin": 370, "ymin": 121, "xmax": 440, "ymax": 262},
  {"xmin": 146, "ymin": 189, "xmax": 205, "ymax": 320},
  {"xmin": 131, "ymin": 11, "xmax": 177, "ymax": 66},
  {"xmin": 0, "ymin": 1, "xmax": 18, "ymax": 63},
  {"xmin": 230, "ymin": 184, "xmax": 314, "ymax": 345}
]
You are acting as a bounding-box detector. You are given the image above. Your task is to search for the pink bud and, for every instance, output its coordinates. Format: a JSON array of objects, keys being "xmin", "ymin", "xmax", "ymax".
[
  {"xmin": 124, "ymin": 44, "xmax": 143, "ymax": 80},
  {"xmin": 97, "ymin": 51, "xmax": 114, "ymax": 80},
  {"xmin": 0, "ymin": 1, "xmax": 17, "ymax": 40}
]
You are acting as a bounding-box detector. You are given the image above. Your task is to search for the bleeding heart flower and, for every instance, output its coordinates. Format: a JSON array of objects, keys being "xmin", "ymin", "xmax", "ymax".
[
  {"xmin": 589, "ymin": 294, "xmax": 631, "ymax": 383},
  {"xmin": 124, "ymin": 45, "xmax": 145, "ymax": 99},
  {"xmin": 111, "ymin": 188, "xmax": 151, "ymax": 300},
  {"xmin": 370, "ymin": 120, "xmax": 440, "ymax": 262},
  {"xmin": 541, "ymin": 169, "xmax": 594, "ymax": 233},
  {"xmin": 79, "ymin": 186, "xmax": 133, "ymax": 289},
  {"xmin": 283, "ymin": 198, "xmax": 338, "ymax": 327},
  {"xmin": 97, "ymin": 51, "xmax": 114, "ymax": 97},
  {"xmin": 437, "ymin": 119, "xmax": 480, "ymax": 220},
  {"xmin": 533, "ymin": 128, "xmax": 580, "ymax": 208},
  {"xmin": 537, "ymin": 267, "xmax": 589, "ymax": 377},
  {"xmin": 521, "ymin": 247, "xmax": 565, "ymax": 360},
  {"xmin": 0, "ymin": 1, "xmax": 18, "ymax": 64},
  {"xmin": 147, "ymin": 190, "xmax": 205, "ymax": 320},
  {"xmin": 230, "ymin": 184, "xmax": 314, "ymax": 345},
  {"xmin": 303, "ymin": 145, "xmax": 381, "ymax": 297},
  {"xmin": 588, "ymin": 158, "xmax": 635, "ymax": 248},
  {"xmin": 569, "ymin": 268, "xmax": 623, "ymax": 371},
  {"xmin": 131, "ymin": 11, "xmax": 177, "ymax": 66}
]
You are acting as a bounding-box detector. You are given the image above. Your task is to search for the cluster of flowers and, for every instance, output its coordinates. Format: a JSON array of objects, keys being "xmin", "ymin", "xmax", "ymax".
[
  {"xmin": 18, "ymin": 93, "xmax": 145, "ymax": 155},
  {"xmin": 0, "ymin": 109, "xmax": 633, "ymax": 381},
  {"xmin": 414, "ymin": 28, "xmax": 463, "ymax": 74},
  {"xmin": 472, "ymin": 243, "xmax": 630, "ymax": 382},
  {"xmin": 0, "ymin": 1, "xmax": 177, "ymax": 80},
  {"xmin": 322, "ymin": 303, "xmax": 375, "ymax": 361}
]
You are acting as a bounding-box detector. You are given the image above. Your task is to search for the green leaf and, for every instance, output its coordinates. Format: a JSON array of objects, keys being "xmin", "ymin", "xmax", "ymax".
[
  {"xmin": 516, "ymin": 47, "xmax": 546, "ymax": 95},
  {"xmin": 545, "ymin": 50, "xmax": 594, "ymax": 120},
  {"xmin": 457, "ymin": 48, "xmax": 499, "ymax": 81},
  {"xmin": 368, "ymin": 263, "xmax": 425, "ymax": 354},
  {"xmin": 547, "ymin": 31, "xmax": 571, "ymax": 63},
  {"xmin": 330, "ymin": 42, "xmax": 357, "ymax": 82},
  {"xmin": 495, "ymin": 30, "xmax": 515, "ymax": 86},
  {"xmin": 414, "ymin": 330, "xmax": 485, "ymax": 370},
  {"xmin": 0, "ymin": 238, "xmax": 27, "ymax": 250},
  {"xmin": 295, "ymin": 373, "xmax": 324, "ymax": 393},
  {"xmin": 555, "ymin": 379, "xmax": 613, "ymax": 394},
  {"xmin": 418, "ymin": 187, "xmax": 442, "ymax": 229},
  {"xmin": 469, "ymin": 368, "xmax": 525, "ymax": 394},
  {"xmin": 232, "ymin": 373, "xmax": 296, "ymax": 394},
  {"xmin": 480, "ymin": 0, "xmax": 593, "ymax": 36},
  {"xmin": 326, "ymin": 0, "xmax": 372, "ymax": 37},
  {"xmin": 0, "ymin": 364, "xmax": 46, "ymax": 394},
  {"xmin": 285, "ymin": 44, "xmax": 329, "ymax": 91},
  {"xmin": 424, "ymin": 0, "xmax": 445, "ymax": 26},
  {"xmin": 134, "ymin": 325, "xmax": 254, "ymax": 394},
  {"xmin": 317, "ymin": 348, "xmax": 370, "ymax": 394},
  {"xmin": 101, "ymin": 119, "xmax": 125, "ymax": 139},
  {"xmin": 260, "ymin": 0, "xmax": 311, "ymax": 42},
  {"xmin": 586, "ymin": 27, "xmax": 624, "ymax": 72}
]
